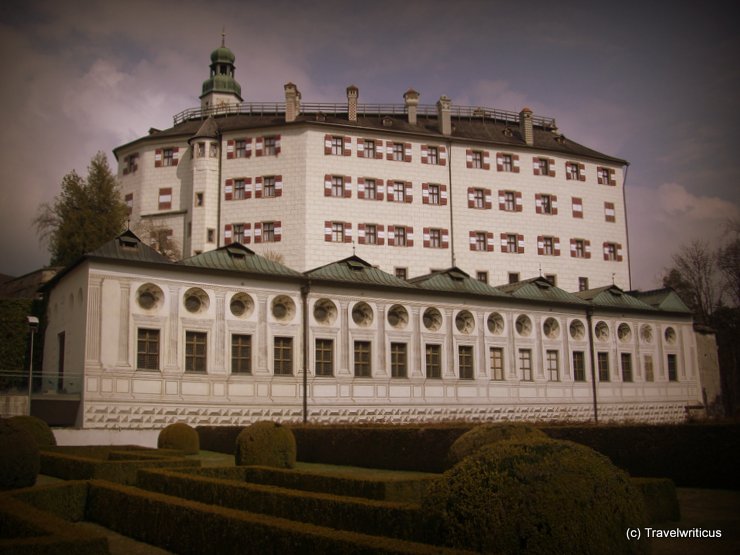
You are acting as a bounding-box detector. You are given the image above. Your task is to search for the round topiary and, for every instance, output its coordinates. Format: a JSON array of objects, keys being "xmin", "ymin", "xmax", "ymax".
[
  {"xmin": 425, "ymin": 438, "xmax": 648, "ymax": 554},
  {"xmin": 235, "ymin": 421, "xmax": 296, "ymax": 468},
  {"xmin": 446, "ymin": 422, "xmax": 547, "ymax": 468},
  {"xmin": 0, "ymin": 419, "xmax": 40, "ymax": 490},
  {"xmin": 8, "ymin": 415, "xmax": 57, "ymax": 447},
  {"xmin": 157, "ymin": 422, "xmax": 200, "ymax": 455}
]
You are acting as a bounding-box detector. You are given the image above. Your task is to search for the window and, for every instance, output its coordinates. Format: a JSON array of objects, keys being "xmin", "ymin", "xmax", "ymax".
[
  {"xmin": 566, "ymin": 161, "xmax": 585, "ymax": 181},
  {"xmin": 477, "ymin": 271, "xmax": 488, "ymax": 284},
  {"xmin": 125, "ymin": 193, "xmax": 133, "ymax": 215},
  {"xmin": 209, "ymin": 142, "xmax": 218, "ymax": 158},
  {"xmin": 354, "ymin": 341, "xmax": 371, "ymax": 377},
  {"xmin": 597, "ymin": 352, "xmax": 609, "ymax": 381},
  {"xmin": 234, "ymin": 179, "xmax": 246, "ymax": 200},
  {"xmin": 543, "ymin": 237, "xmax": 554, "ymax": 255},
  {"xmin": 392, "ymin": 142, "xmax": 404, "ymax": 161},
  {"xmin": 391, "ymin": 342, "xmax": 407, "ymax": 378},
  {"xmin": 233, "ymin": 223, "xmax": 245, "ymax": 243},
  {"xmin": 621, "ymin": 353, "xmax": 633, "ymax": 382},
  {"xmin": 541, "ymin": 194, "xmax": 553, "ymax": 214},
  {"xmin": 519, "ymin": 349, "xmax": 532, "ymax": 381},
  {"xmin": 263, "ymin": 222, "xmax": 276, "ymax": 242},
  {"xmin": 428, "ymin": 184, "xmax": 440, "ymax": 205},
  {"xmin": 604, "ymin": 202, "xmax": 616, "ymax": 222},
  {"xmin": 429, "ymin": 228, "xmax": 441, "ymax": 248},
  {"xmin": 473, "ymin": 188, "xmax": 485, "ymax": 209},
  {"xmin": 395, "ymin": 226, "xmax": 408, "ymax": 247},
  {"xmin": 536, "ymin": 157, "xmax": 550, "ymax": 175},
  {"xmin": 274, "ymin": 337, "xmax": 293, "ymax": 375},
  {"xmin": 315, "ymin": 339, "xmax": 334, "ymax": 377},
  {"xmin": 331, "ymin": 136, "xmax": 344, "ymax": 155},
  {"xmin": 490, "ymin": 347, "xmax": 504, "ymax": 380},
  {"xmin": 263, "ymin": 176, "xmax": 276, "ymax": 197},
  {"xmin": 508, "ymin": 272, "xmax": 520, "ymax": 284},
  {"xmin": 207, "ymin": 228, "xmax": 215, "ymax": 243},
  {"xmin": 504, "ymin": 191, "xmax": 516, "ymax": 212},
  {"xmin": 137, "ymin": 329, "xmax": 159, "ymax": 370},
  {"xmin": 547, "ymin": 350, "xmax": 559, "ymax": 381},
  {"xmin": 605, "ymin": 243, "xmax": 618, "ymax": 261},
  {"xmin": 232, "ymin": 335, "xmax": 252, "ymax": 374},
  {"xmin": 426, "ymin": 344, "xmax": 442, "ymax": 379},
  {"xmin": 195, "ymin": 143, "xmax": 205, "ymax": 158},
  {"xmin": 163, "ymin": 148, "xmax": 174, "ymax": 167},
  {"xmin": 185, "ymin": 331, "xmax": 207, "ymax": 373},
  {"xmin": 427, "ymin": 146, "xmax": 439, "ymax": 165},
  {"xmin": 365, "ymin": 179, "xmax": 377, "ymax": 200},
  {"xmin": 364, "ymin": 140, "xmax": 376, "ymax": 158},
  {"xmin": 506, "ymin": 234, "xmax": 518, "ymax": 254},
  {"xmin": 459, "ymin": 345, "xmax": 474, "ymax": 380},
  {"xmin": 395, "ymin": 267, "xmax": 408, "ymax": 280},
  {"xmin": 235, "ymin": 139, "xmax": 247, "ymax": 158},
  {"xmin": 500, "ymin": 154, "xmax": 512, "ymax": 172},
  {"xmin": 644, "ymin": 355, "xmax": 654, "ymax": 382},
  {"xmin": 598, "ymin": 167, "xmax": 611, "ymax": 184},
  {"xmin": 365, "ymin": 224, "xmax": 378, "ymax": 245},
  {"xmin": 574, "ymin": 239, "xmax": 585, "ymax": 259},
  {"xmin": 124, "ymin": 153, "xmax": 139, "ymax": 174},
  {"xmin": 545, "ymin": 274, "xmax": 557, "ymax": 286},
  {"xmin": 393, "ymin": 181, "xmax": 405, "ymax": 202},
  {"xmin": 573, "ymin": 351, "xmax": 586, "ymax": 382},
  {"xmin": 332, "ymin": 176, "xmax": 344, "ymax": 197},
  {"xmin": 195, "ymin": 192, "xmax": 204, "ymax": 207},
  {"xmin": 475, "ymin": 232, "xmax": 487, "ymax": 252},
  {"xmin": 158, "ymin": 188, "xmax": 172, "ymax": 210},
  {"xmin": 578, "ymin": 277, "xmax": 589, "ymax": 292},
  {"xmin": 264, "ymin": 136, "xmax": 277, "ymax": 156},
  {"xmin": 667, "ymin": 354, "xmax": 678, "ymax": 382},
  {"xmin": 332, "ymin": 222, "xmax": 345, "ymax": 243}
]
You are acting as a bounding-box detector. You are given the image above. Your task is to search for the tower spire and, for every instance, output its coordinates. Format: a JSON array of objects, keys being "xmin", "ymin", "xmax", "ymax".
[{"xmin": 221, "ymin": 27, "xmax": 226, "ymax": 47}]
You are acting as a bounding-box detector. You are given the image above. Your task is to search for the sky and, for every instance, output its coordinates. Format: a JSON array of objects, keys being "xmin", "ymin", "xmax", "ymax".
[{"xmin": 0, "ymin": 0, "xmax": 738, "ymax": 289}]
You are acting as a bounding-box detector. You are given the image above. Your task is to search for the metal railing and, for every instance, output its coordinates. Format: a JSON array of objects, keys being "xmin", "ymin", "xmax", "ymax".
[
  {"xmin": 173, "ymin": 101, "xmax": 556, "ymax": 129},
  {"xmin": 0, "ymin": 369, "xmax": 83, "ymax": 396}
]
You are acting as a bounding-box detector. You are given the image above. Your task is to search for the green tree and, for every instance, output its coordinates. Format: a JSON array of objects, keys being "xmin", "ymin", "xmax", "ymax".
[{"xmin": 35, "ymin": 152, "xmax": 128, "ymax": 267}]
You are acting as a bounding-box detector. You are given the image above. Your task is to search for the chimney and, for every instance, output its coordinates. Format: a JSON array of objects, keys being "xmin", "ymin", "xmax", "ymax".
[
  {"xmin": 519, "ymin": 107, "xmax": 534, "ymax": 146},
  {"xmin": 284, "ymin": 82, "xmax": 298, "ymax": 123},
  {"xmin": 346, "ymin": 85, "xmax": 359, "ymax": 122},
  {"xmin": 437, "ymin": 95, "xmax": 452, "ymax": 136},
  {"xmin": 403, "ymin": 89, "xmax": 420, "ymax": 125}
]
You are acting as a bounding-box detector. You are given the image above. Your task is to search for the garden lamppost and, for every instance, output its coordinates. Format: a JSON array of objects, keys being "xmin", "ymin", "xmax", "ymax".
[{"xmin": 26, "ymin": 316, "xmax": 39, "ymax": 416}]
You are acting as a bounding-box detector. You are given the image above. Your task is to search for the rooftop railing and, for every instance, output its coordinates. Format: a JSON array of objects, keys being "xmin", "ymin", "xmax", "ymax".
[{"xmin": 173, "ymin": 102, "xmax": 556, "ymax": 129}]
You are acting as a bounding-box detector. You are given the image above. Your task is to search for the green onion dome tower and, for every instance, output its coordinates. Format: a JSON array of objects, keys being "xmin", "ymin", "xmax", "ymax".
[{"xmin": 200, "ymin": 33, "xmax": 243, "ymax": 110}]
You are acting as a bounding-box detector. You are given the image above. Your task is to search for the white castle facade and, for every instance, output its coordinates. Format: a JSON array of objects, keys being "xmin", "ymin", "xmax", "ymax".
[{"xmin": 38, "ymin": 42, "xmax": 706, "ymax": 428}]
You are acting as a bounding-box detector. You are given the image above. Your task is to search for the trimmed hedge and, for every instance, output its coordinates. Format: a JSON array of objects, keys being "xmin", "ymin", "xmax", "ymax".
[
  {"xmin": 137, "ymin": 467, "xmax": 430, "ymax": 542},
  {"xmin": 10, "ymin": 481, "xmax": 89, "ymax": 522},
  {"xmin": 631, "ymin": 477, "xmax": 681, "ymax": 523},
  {"xmin": 235, "ymin": 421, "xmax": 296, "ymax": 468},
  {"xmin": 86, "ymin": 479, "xmax": 469, "ymax": 555},
  {"xmin": 446, "ymin": 422, "xmax": 547, "ymax": 468},
  {"xmin": 0, "ymin": 419, "xmax": 39, "ymax": 490},
  {"xmin": 7, "ymin": 416, "xmax": 57, "ymax": 447},
  {"xmin": 158, "ymin": 423, "xmax": 199, "ymax": 454},
  {"xmin": 424, "ymin": 438, "xmax": 648, "ymax": 554},
  {"xmin": 0, "ymin": 494, "xmax": 108, "ymax": 555}
]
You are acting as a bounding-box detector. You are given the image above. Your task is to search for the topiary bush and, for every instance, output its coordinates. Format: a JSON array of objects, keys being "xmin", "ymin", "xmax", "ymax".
[
  {"xmin": 8, "ymin": 415, "xmax": 57, "ymax": 447},
  {"xmin": 446, "ymin": 422, "xmax": 547, "ymax": 468},
  {"xmin": 424, "ymin": 438, "xmax": 649, "ymax": 554},
  {"xmin": 0, "ymin": 419, "xmax": 40, "ymax": 490},
  {"xmin": 158, "ymin": 423, "xmax": 200, "ymax": 455},
  {"xmin": 235, "ymin": 421, "xmax": 296, "ymax": 468}
]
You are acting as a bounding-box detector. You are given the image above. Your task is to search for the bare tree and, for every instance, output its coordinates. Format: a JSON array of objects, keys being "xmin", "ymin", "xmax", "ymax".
[
  {"xmin": 134, "ymin": 219, "xmax": 182, "ymax": 261},
  {"xmin": 261, "ymin": 249, "xmax": 285, "ymax": 265},
  {"xmin": 716, "ymin": 219, "xmax": 740, "ymax": 307},
  {"xmin": 664, "ymin": 240, "xmax": 720, "ymax": 323}
]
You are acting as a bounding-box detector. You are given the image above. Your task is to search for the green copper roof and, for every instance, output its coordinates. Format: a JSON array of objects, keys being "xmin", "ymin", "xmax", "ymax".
[
  {"xmin": 497, "ymin": 276, "xmax": 589, "ymax": 305},
  {"xmin": 575, "ymin": 285, "xmax": 657, "ymax": 311},
  {"xmin": 201, "ymin": 41, "xmax": 242, "ymax": 100},
  {"xmin": 409, "ymin": 268, "xmax": 508, "ymax": 298},
  {"xmin": 180, "ymin": 243, "xmax": 301, "ymax": 278},
  {"xmin": 201, "ymin": 74, "xmax": 243, "ymax": 98},
  {"xmin": 628, "ymin": 288, "xmax": 692, "ymax": 314},
  {"xmin": 305, "ymin": 256, "xmax": 414, "ymax": 288},
  {"xmin": 211, "ymin": 45, "xmax": 235, "ymax": 64},
  {"xmin": 88, "ymin": 230, "xmax": 171, "ymax": 265}
]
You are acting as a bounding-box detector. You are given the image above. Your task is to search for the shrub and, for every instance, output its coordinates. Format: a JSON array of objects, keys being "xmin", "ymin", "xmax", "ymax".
[
  {"xmin": 158, "ymin": 422, "xmax": 199, "ymax": 455},
  {"xmin": 8, "ymin": 415, "xmax": 57, "ymax": 447},
  {"xmin": 445, "ymin": 422, "xmax": 547, "ymax": 467},
  {"xmin": 632, "ymin": 477, "xmax": 681, "ymax": 523},
  {"xmin": 235, "ymin": 421, "xmax": 296, "ymax": 468},
  {"xmin": 0, "ymin": 419, "xmax": 40, "ymax": 490},
  {"xmin": 424, "ymin": 438, "xmax": 648, "ymax": 554}
]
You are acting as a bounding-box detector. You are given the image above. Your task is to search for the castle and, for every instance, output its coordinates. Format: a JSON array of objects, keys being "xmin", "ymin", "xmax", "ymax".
[{"xmin": 38, "ymin": 41, "xmax": 705, "ymax": 428}]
